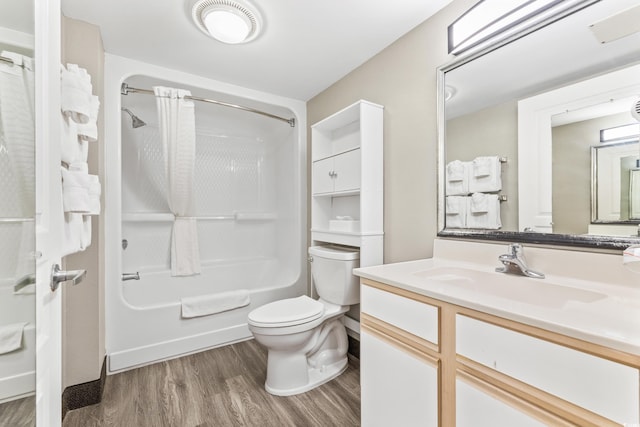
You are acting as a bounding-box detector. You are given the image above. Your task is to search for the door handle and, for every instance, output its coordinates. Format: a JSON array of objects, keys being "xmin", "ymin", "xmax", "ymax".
[{"xmin": 51, "ymin": 264, "xmax": 87, "ymax": 291}]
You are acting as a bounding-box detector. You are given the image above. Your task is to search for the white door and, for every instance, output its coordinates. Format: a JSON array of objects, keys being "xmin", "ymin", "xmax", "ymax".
[{"xmin": 34, "ymin": 0, "xmax": 63, "ymax": 425}]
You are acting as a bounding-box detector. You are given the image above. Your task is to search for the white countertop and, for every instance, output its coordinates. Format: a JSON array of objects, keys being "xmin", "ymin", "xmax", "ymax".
[{"xmin": 355, "ymin": 257, "xmax": 640, "ymax": 356}]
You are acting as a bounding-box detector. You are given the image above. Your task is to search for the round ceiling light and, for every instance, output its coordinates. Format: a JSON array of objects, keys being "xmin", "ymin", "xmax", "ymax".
[{"xmin": 192, "ymin": 0, "xmax": 262, "ymax": 44}]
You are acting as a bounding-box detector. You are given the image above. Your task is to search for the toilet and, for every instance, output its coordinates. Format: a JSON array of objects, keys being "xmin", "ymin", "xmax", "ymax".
[{"xmin": 247, "ymin": 245, "xmax": 360, "ymax": 396}]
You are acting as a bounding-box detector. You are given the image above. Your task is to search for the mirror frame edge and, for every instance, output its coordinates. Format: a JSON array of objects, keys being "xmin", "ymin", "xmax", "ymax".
[{"xmin": 436, "ymin": 0, "xmax": 637, "ymax": 252}]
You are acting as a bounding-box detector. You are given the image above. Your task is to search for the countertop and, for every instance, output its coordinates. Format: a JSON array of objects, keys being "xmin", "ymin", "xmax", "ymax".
[{"xmin": 355, "ymin": 257, "xmax": 640, "ymax": 356}]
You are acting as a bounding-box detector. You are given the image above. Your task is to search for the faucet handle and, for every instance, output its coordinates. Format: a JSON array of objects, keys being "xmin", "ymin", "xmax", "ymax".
[{"xmin": 508, "ymin": 243, "xmax": 523, "ymax": 255}]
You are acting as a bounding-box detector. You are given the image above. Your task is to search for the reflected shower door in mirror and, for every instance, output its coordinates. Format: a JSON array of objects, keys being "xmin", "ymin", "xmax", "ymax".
[
  {"xmin": 439, "ymin": 0, "xmax": 640, "ymax": 249},
  {"xmin": 0, "ymin": 0, "xmax": 36, "ymax": 424}
]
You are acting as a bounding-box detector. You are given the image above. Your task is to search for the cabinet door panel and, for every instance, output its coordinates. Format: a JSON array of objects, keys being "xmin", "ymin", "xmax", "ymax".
[
  {"xmin": 457, "ymin": 315, "xmax": 639, "ymax": 424},
  {"xmin": 312, "ymin": 157, "xmax": 335, "ymax": 194},
  {"xmin": 456, "ymin": 378, "xmax": 548, "ymax": 427},
  {"xmin": 334, "ymin": 149, "xmax": 361, "ymax": 192},
  {"xmin": 361, "ymin": 330, "xmax": 438, "ymax": 427}
]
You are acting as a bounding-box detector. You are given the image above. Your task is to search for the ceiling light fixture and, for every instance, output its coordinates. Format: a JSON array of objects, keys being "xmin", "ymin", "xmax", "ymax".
[{"xmin": 192, "ymin": 0, "xmax": 262, "ymax": 44}]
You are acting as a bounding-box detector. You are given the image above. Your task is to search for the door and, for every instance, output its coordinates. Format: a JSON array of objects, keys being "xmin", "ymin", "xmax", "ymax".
[{"xmin": 34, "ymin": 0, "xmax": 63, "ymax": 425}]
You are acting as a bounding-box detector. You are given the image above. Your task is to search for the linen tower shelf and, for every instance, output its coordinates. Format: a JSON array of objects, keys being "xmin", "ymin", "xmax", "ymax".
[{"xmin": 310, "ymin": 100, "xmax": 384, "ymax": 267}]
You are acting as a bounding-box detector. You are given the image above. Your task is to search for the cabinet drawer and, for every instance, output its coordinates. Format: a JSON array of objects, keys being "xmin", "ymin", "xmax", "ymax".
[
  {"xmin": 361, "ymin": 284, "xmax": 438, "ymax": 345},
  {"xmin": 456, "ymin": 315, "xmax": 639, "ymax": 424}
]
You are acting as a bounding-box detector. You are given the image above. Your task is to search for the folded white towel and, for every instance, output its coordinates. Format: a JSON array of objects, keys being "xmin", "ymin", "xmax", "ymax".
[
  {"xmin": 467, "ymin": 193, "xmax": 502, "ymax": 229},
  {"xmin": 61, "ymin": 212, "xmax": 84, "ymax": 257},
  {"xmin": 470, "ymin": 192, "xmax": 490, "ymax": 213},
  {"xmin": 60, "ymin": 115, "xmax": 85, "ymax": 165},
  {"xmin": 181, "ymin": 290, "xmax": 251, "ymax": 318},
  {"xmin": 81, "ymin": 215, "xmax": 92, "ymax": 250},
  {"xmin": 61, "ymin": 65, "xmax": 92, "ymax": 124},
  {"xmin": 61, "ymin": 166, "xmax": 90, "ymax": 213},
  {"xmin": 86, "ymin": 174, "xmax": 101, "ymax": 215},
  {"xmin": 77, "ymin": 95, "xmax": 100, "ymax": 142},
  {"xmin": 445, "ymin": 196, "xmax": 468, "ymax": 228},
  {"xmin": 171, "ymin": 218, "xmax": 201, "ymax": 276},
  {"xmin": 0, "ymin": 322, "xmax": 26, "ymax": 355},
  {"xmin": 469, "ymin": 156, "xmax": 502, "ymax": 193},
  {"xmin": 446, "ymin": 160, "xmax": 470, "ymax": 195}
]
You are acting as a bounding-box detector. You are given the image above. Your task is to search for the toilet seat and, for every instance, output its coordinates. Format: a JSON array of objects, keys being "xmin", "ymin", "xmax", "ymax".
[{"xmin": 248, "ymin": 296, "xmax": 324, "ymax": 328}]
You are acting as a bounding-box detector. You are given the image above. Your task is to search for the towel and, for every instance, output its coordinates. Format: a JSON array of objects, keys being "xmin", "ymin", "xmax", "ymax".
[
  {"xmin": 60, "ymin": 114, "xmax": 85, "ymax": 165},
  {"xmin": 86, "ymin": 174, "xmax": 101, "ymax": 215},
  {"xmin": 61, "ymin": 212, "xmax": 84, "ymax": 257},
  {"xmin": 60, "ymin": 64, "xmax": 92, "ymax": 124},
  {"xmin": 469, "ymin": 156, "xmax": 502, "ymax": 193},
  {"xmin": 61, "ymin": 166, "xmax": 90, "ymax": 213},
  {"xmin": 467, "ymin": 193, "xmax": 502, "ymax": 229},
  {"xmin": 0, "ymin": 322, "xmax": 26, "ymax": 355},
  {"xmin": 446, "ymin": 160, "xmax": 469, "ymax": 195},
  {"xmin": 171, "ymin": 218, "xmax": 201, "ymax": 276},
  {"xmin": 445, "ymin": 196, "xmax": 468, "ymax": 228},
  {"xmin": 181, "ymin": 290, "xmax": 251, "ymax": 318},
  {"xmin": 470, "ymin": 192, "xmax": 490, "ymax": 213},
  {"xmin": 77, "ymin": 95, "xmax": 100, "ymax": 142}
]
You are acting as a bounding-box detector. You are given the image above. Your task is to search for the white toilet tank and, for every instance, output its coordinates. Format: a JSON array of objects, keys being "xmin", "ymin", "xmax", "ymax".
[{"xmin": 308, "ymin": 245, "xmax": 360, "ymax": 305}]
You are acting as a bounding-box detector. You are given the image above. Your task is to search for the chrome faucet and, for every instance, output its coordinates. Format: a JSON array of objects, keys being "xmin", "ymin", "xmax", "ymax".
[{"xmin": 495, "ymin": 243, "xmax": 545, "ymax": 279}]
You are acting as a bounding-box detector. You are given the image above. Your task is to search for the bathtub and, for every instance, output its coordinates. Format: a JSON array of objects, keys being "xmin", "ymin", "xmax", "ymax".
[
  {"xmin": 0, "ymin": 286, "xmax": 35, "ymax": 403},
  {"xmin": 104, "ymin": 56, "xmax": 307, "ymax": 373}
]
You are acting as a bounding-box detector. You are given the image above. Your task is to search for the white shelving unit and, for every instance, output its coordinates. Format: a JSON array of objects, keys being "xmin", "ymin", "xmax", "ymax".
[{"xmin": 310, "ymin": 100, "xmax": 384, "ymax": 267}]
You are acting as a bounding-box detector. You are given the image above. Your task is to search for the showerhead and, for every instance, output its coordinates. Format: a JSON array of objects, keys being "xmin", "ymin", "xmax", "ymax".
[{"xmin": 121, "ymin": 108, "xmax": 147, "ymax": 128}]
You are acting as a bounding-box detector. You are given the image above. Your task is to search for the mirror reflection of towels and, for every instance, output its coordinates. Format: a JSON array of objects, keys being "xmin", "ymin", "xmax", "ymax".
[
  {"xmin": 446, "ymin": 160, "xmax": 469, "ymax": 195},
  {"xmin": 467, "ymin": 193, "xmax": 501, "ymax": 229},
  {"xmin": 446, "ymin": 196, "xmax": 467, "ymax": 228},
  {"xmin": 469, "ymin": 156, "xmax": 501, "ymax": 192}
]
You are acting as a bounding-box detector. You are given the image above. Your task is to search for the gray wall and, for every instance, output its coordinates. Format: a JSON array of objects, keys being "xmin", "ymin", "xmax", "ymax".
[
  {"xmin": 61, "ymin": 16, "xmax": 105, "ymax": 389},
  {"xmin": 307, "ymin": 0, "xmax": 478, "ymax": 263}
]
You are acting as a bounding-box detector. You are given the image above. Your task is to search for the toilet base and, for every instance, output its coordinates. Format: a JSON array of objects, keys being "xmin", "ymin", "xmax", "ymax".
[{"xmin": 265, "ymin": 356, "xmax": 349, "ymax": 396}]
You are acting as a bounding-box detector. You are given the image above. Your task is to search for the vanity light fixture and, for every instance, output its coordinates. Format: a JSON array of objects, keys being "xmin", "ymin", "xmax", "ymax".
[
  {"xmin": 448, "ymin": 0, "xmax": 598, "ymax": 55},
  {"xmin": 192, "ymin": 0, "xmax": 262, "ymax": 44}
]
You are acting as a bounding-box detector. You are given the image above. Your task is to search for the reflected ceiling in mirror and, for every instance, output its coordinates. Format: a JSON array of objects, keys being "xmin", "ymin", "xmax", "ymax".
[{"xmin": 438, "ymin": 0, "xmax": 640, "ymax": 249}]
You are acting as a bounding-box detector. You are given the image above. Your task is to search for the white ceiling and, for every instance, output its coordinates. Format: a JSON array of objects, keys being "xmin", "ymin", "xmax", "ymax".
[{"xmin": 61, "ymin": 0, "xmax": 453, "ymax": 101}]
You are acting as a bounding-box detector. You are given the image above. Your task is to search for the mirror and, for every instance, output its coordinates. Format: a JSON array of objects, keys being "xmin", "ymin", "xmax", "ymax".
[
  {"xmin": 0, "ymin": 0, "xmax": 36, "ymax": 424},
  {"xmin": 438, "ymin": 0, "xmax": 640, "ymax": 249}
]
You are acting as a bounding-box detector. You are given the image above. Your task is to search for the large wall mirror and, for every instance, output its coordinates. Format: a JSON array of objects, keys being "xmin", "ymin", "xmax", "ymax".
[
  {"xmin": 438, "ymin": 0, "xmax": 640, "ymax": 250},
  {"xmin": 0, "ymin": 0, "xmax": 36, "ymax": 424}
]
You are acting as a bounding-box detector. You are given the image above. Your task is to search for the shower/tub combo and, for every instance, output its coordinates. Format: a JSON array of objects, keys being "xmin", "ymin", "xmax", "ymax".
[{"xmin": 104, "ymin": 57, "xmax": 307, "ymax": 372}]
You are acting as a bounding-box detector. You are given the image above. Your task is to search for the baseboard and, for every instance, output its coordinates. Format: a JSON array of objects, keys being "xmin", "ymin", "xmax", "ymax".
[
  {"xmin": 108, "ymin": 324, "xmax": 252, "ymax": 373},
  {"xmin": 61, "ymin": 356, "xmax": 106, "ymax": 420},
  {"xmin": 347, "ymin": 333, "xmax": 360, "ymax": 361}
]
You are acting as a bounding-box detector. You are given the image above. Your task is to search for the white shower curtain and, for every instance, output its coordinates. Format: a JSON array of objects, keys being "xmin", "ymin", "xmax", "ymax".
[
  {"xmin": 154, "ymin": 86, "xmax": 201, "ymax": 276},
  {"xmin": 0, "ymin": 51, "xmax": 36, "ymax": 282}
]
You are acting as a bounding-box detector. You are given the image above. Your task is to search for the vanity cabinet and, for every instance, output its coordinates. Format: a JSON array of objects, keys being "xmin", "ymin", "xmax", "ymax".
[
  {"xmin": 360, "ymin": 279, "xmax": 640, "ymax": 427},
  {"xmin": 310, "ymin": 100, "xmax": 383, "ymax": 261},
  {"xmin": 360, "ymin": 284, "xmax": 439, "ymax": 427}
]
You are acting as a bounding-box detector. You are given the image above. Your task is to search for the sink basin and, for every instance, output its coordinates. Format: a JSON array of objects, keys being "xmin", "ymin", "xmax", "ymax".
[{"xmin": 413, "ymin": 266, "xmax": 606, "ymax": 308}]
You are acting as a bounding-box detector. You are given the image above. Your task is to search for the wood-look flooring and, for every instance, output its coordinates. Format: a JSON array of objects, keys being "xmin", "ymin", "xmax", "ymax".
[
  {"xmin": 0, "ymin": 396, "xmax": 35, "ymax": 427},
  {"xmin": 63, "ymin": 339, "xmax": 360, "ymax": 427}
]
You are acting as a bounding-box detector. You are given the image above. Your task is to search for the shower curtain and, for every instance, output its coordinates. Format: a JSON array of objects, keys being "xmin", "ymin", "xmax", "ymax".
[
  {"xmin": 154, "ymin": 86, "xmax": 201, "ymax": 276},
  {"xmin": 0, "ymin": 51, "xmax": 35, "ymax": 280}
]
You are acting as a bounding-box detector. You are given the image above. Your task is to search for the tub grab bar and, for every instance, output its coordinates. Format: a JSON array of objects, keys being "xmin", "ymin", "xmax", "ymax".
[
  {"xmin": 13, "ymin": 273, "xmax": 36, "ymax": 293},
  {"xmin": 122, "ymin": 272, "xmax": 140, "ymax": 281}
]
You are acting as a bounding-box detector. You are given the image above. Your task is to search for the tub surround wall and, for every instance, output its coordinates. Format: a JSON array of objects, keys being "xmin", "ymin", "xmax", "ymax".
[
  {"xmin": 104, "ymin": 56, "xmax": 307, "ymax": 373},
  {"xmin": 60, "ymin": 16, "xmax": 106, "ymax": 399}
]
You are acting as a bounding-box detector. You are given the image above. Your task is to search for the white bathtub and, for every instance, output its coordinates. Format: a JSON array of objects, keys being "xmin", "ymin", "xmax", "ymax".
[
  {"xmin": 104, "ymin": 59, "xmax": 307, "ymax": 373},
  {"xmin": 0, "ymin": 286, "xmax": 35, "ymax": 403}
]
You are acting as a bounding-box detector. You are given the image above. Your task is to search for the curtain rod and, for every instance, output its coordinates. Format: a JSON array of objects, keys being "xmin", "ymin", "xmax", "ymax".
[{"xmin": 121, "ymin": 83, "xmax": 296, "ymax": 127}]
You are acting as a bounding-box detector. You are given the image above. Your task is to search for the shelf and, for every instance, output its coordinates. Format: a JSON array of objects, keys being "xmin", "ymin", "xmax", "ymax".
[{"xmin": 312, "ymin": 146, "xmax": 361, "ymax": 163}]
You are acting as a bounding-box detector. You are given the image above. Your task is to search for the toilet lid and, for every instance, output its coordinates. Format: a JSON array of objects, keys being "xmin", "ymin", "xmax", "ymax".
[{"xmin": 248, "ymin": 296, "xmax": 324, "ymax": 327}]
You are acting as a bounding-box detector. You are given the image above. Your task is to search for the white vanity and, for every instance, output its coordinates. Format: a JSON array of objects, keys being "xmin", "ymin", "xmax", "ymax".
[{"xmin": 355, "ymin": 239, "xmax": 640, "ymax": 427}]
